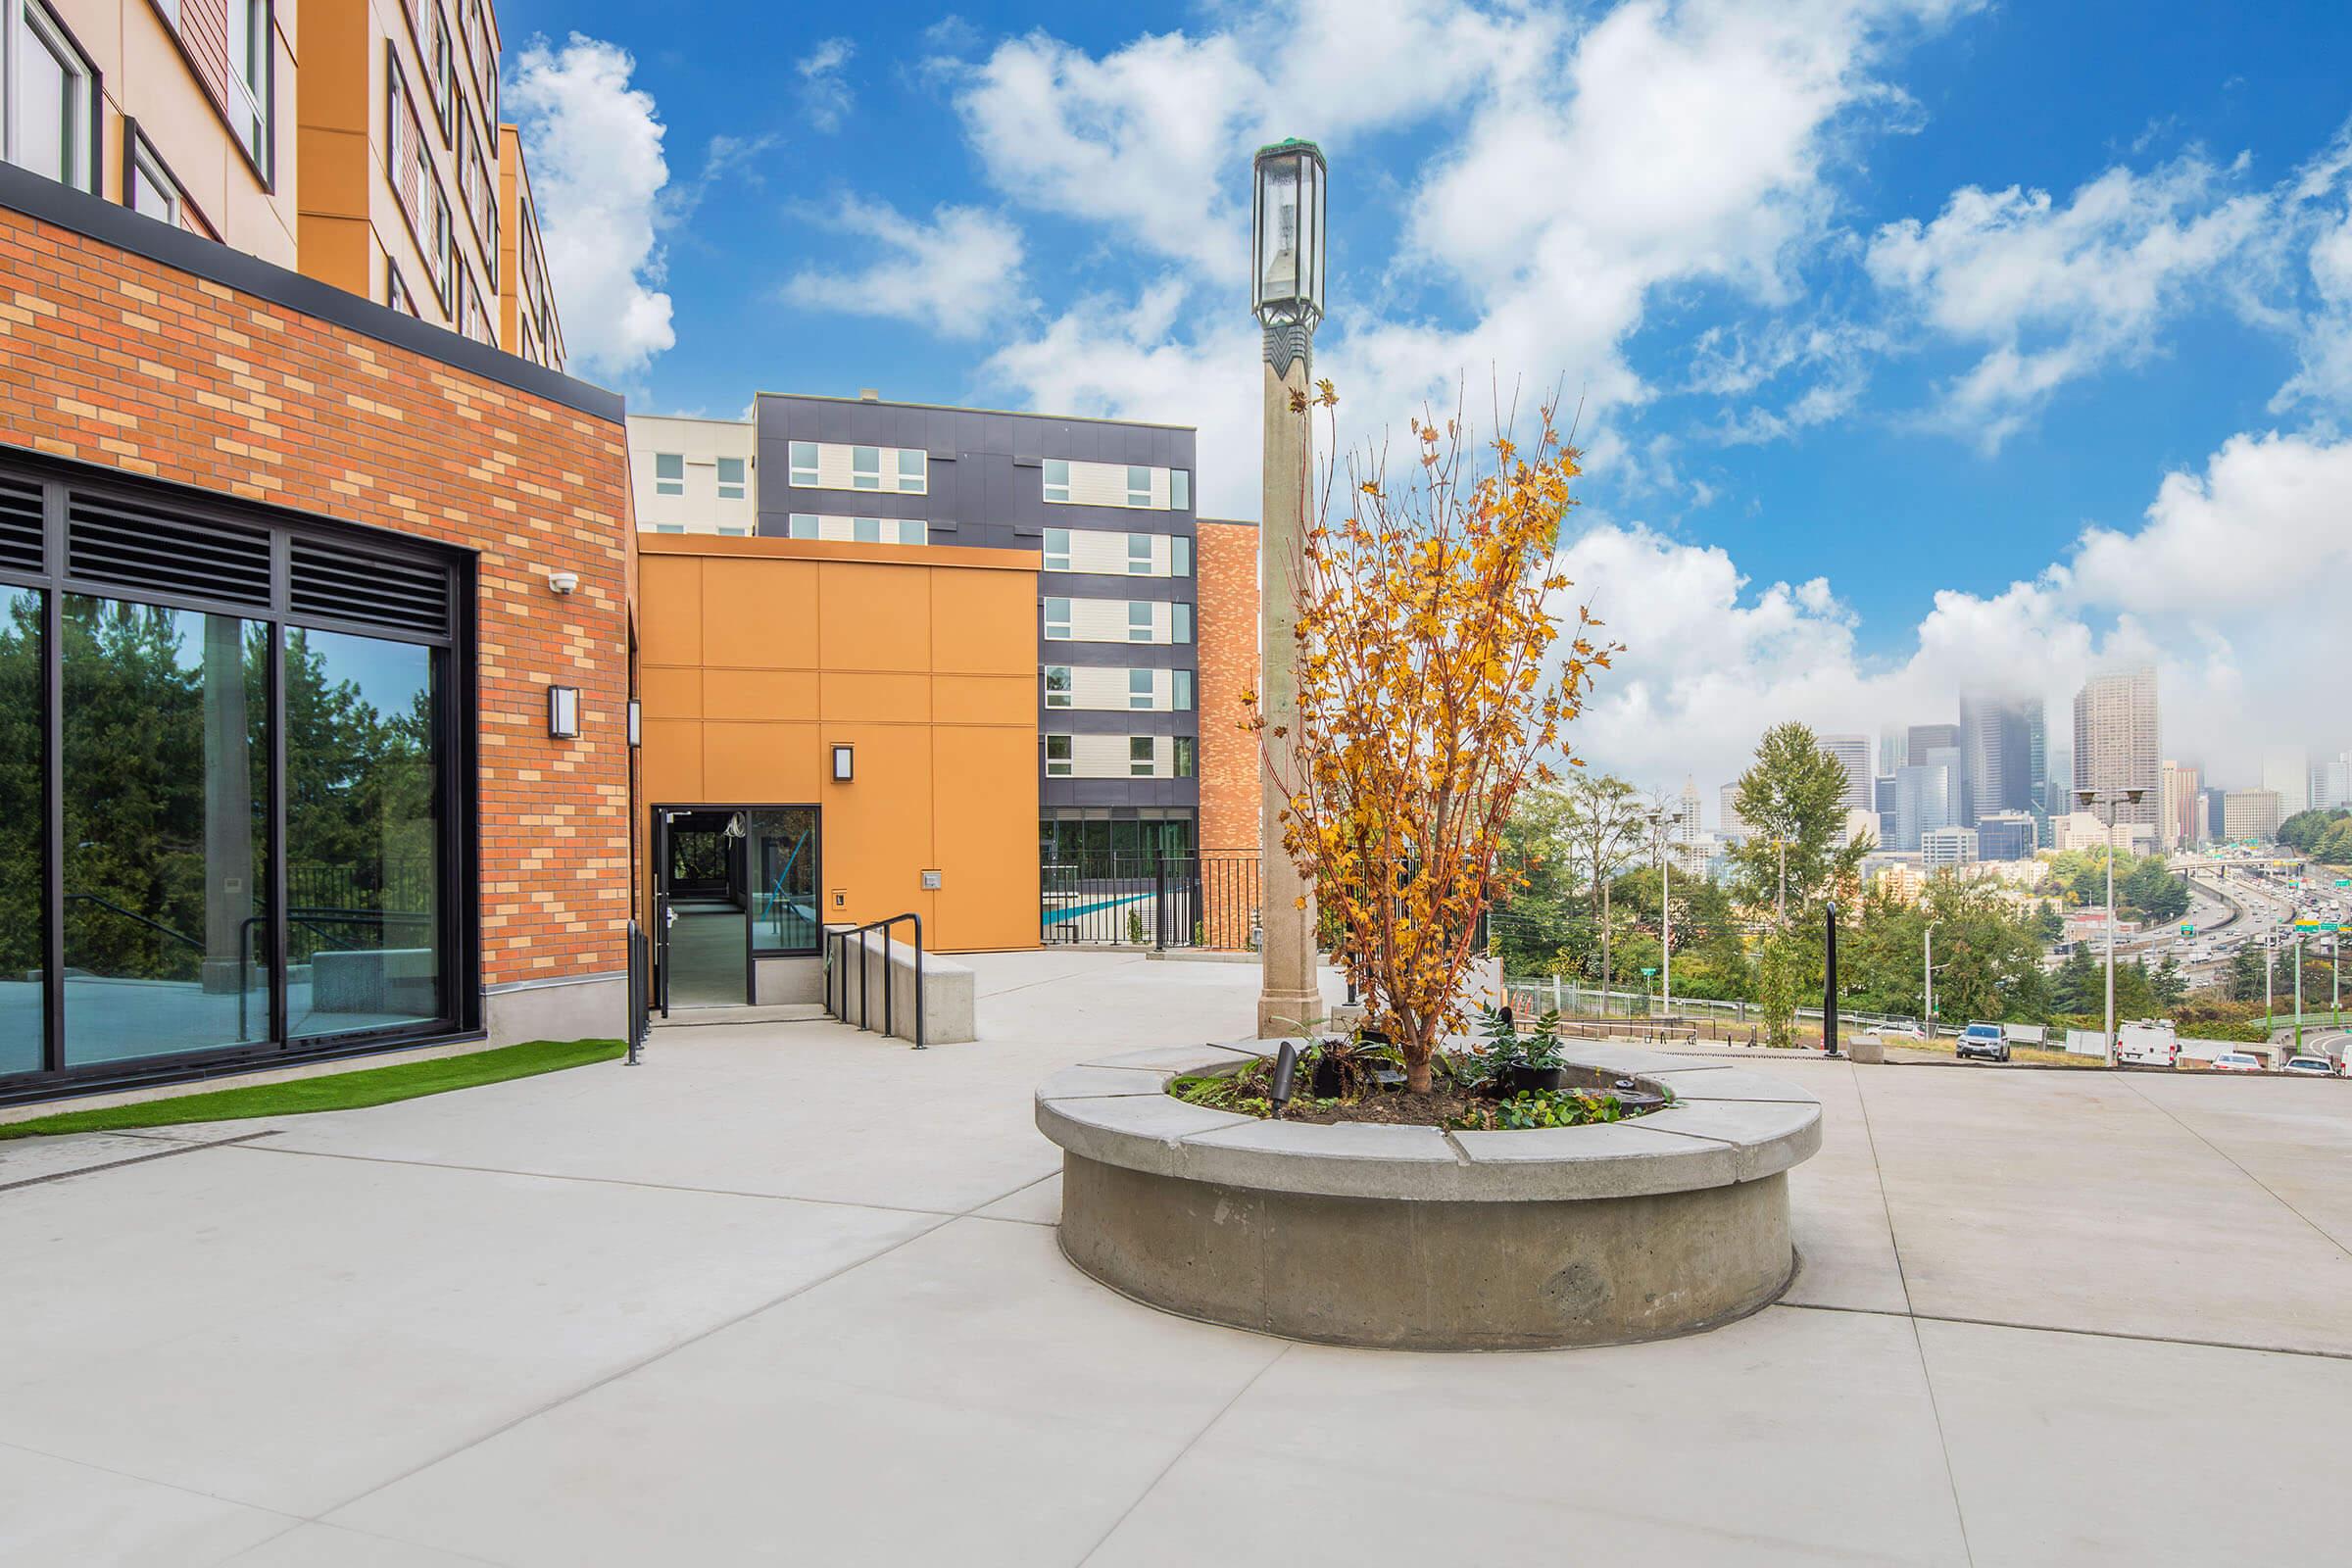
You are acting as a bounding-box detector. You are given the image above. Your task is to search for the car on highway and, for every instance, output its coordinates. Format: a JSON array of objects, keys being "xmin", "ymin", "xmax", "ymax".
[
  {"xmin": 1956, "ymin": 1022, "xmax": 2011, "ymax": 1063},
  {"xmin": 2210, "ymin": 1052, "xmax": 2267, "ymax": 1073},
  {"xmin": 2280, "ymin": 1055, "xmax": 2337, "ymax": 1076}
]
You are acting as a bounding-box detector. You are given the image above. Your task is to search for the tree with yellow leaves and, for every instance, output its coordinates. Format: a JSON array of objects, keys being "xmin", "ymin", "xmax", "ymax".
[{"xmin": 1247, "ymin": 385, "xmax": 1613, "ymax": 1094}]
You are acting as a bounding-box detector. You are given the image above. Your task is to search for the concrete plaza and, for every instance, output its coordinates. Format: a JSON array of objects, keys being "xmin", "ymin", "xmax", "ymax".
[{"xmin": 4, "ymin": 950, "xmax": 2350, "ymax": 1565}]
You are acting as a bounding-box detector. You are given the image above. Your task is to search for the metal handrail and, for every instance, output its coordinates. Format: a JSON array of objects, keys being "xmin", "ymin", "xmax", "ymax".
[{"xmin": 826, "ymin": 912, "xmax": 927, "ymax": 1051}]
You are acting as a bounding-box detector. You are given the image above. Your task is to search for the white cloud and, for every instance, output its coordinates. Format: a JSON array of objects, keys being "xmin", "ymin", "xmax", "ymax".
[
  {"xmin": 1553, "ymin": 429, "xmax": 2352, "ymax": 802},
  {"xmin": 508, "ymin": 35, "xmax": 675, "ymax": 384},
  {"xmin": 963, "ymin": 0, "xmax": 1964, "ymax": 515},
  {"xmin": 800, "ymin": 38, "xmax": 857, "ymax": 132},
  {"xmin": 1867, "ymin": 156, "xmax": 2270, "ymax": 446},
  {"xmin": 785, "ymin": 200, "xmax": 1028, "ymax": 337}
]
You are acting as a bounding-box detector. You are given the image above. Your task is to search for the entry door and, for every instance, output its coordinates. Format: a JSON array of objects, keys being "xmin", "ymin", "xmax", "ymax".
[{"xmin": 654, "ymin": 808, "xmax": 751, "ymax": 1008}]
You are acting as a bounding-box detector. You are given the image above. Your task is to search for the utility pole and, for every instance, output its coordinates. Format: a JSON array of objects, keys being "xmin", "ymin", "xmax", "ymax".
[
  {"xmin": 1924, "ymin": 920, "xmax": 1939, "ymax": 1038},
  {"xmin": 2294, "ymin": 935, "xmax": 2305, "ymax": 1055},
  {"xmin": 1823, "ymin": 900, "xmax": 1839, "ymax": 1057},
  {"xmin": 2077, "ymin": 786, "xmax": 2146, "ymax": 1068}
]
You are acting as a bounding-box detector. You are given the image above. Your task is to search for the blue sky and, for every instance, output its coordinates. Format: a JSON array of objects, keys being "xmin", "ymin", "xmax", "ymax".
[{"xmin": 498, "ymin": 1, "xmax": 2352, "ymax": 801}]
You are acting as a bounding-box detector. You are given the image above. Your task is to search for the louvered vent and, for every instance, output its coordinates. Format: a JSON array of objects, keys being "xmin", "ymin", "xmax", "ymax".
[
  {"xmin": 68, "ymin": 495, "xmax": 271, "ymax": 608},
  {"xmin": 0, "ymin": 477, "xmax": 41, "ymax": 573},
  {"xmin": 290, "ymin": 538, "xmax": 450, "ymax": 638}
]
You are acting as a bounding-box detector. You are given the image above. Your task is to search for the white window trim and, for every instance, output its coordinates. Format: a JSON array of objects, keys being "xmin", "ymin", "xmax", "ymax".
[
  {"xmin": 653, "ymin": 452, "xmax": 684, "ymax": 496},
  {"xmin": 715, "ymin": 456, "xmax": 747, "ymax": 500},
  {"xmin": 1130, "ymin": 736, "xmax": 1156, "ymax": 776},
  {"xmin": 1044, "ymin": 598, "xmax": 1071, "ymax": 640},
  {"xmin": 788, "ymin": 441, "xmax": 819, "ymax": 486},
  {"xmin": 1044, "ymin": 666, "xmax": 1072, "ymax": 709},
  {"xmin": 1127, "ymin": 602, "xmax": 1153, "ymax": 643},
  {"xmin": 1127, "ymin": 533, "xmax": 1152, "ymax": 574},
  {"xmin": 1043, "ymin": 459, "xmax": 1069, "ymax": 504},
  {"xmin": 1129, "ymin": 668, "xmax": 1153, "ymax": 710},
  {"xmin": 1043, "ymin": 528, "xmax": 1069, "ymax": 572},
  {"xmin": 1046, "ymin": 735, "xmax": 1073, "ymax": 776},
  {"xmin": 6, "ymin": 1, "xmax": 98, "ymax": 192},
  {"xmin": 852, "ymin": 446, "xmax": 883, "ymax": 490},
  {"xmin": 127, "ymin": 133, "xmax": 183, "ymax": 226}
]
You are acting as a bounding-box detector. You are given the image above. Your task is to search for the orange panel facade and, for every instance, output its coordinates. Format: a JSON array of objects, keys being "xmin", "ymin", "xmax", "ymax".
[{"xmin": 635, "ymin": 536, "xmax": 1042, "ymax": 953}]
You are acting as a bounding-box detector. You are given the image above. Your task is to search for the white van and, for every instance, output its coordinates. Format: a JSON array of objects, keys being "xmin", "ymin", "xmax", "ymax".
[{"xmin": 2115, "ymin": 1020, "xmax": 2180, "ymax": 1069}]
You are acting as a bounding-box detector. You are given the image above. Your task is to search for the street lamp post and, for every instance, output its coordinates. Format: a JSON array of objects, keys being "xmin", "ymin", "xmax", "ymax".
[
  {"xmin": 2077, "ymin": 786, "xmax": 2147, "ymax": 1068},
  {"xmin": 1644, "ymin": 809, "xmax": 1674, "ymax": 1020},
  {"xmin": 1251, "ymin": 139, "xmax": 1328, "ymax": 1040},
  {"xmin": 1923, "ymin": 919, "xmax": 1940, "ymax": 1039}
]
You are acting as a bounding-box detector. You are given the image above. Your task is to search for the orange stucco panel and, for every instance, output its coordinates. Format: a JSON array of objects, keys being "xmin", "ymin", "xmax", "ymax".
[{"xmin": 634, "ymin": 535, "xmax": 1041, "ymax": 951}]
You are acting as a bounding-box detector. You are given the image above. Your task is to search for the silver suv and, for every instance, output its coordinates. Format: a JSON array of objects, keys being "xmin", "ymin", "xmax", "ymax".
[{"xmin": 1956, "ymin": 1023, "xmax": 2011, "ymax": 1063}]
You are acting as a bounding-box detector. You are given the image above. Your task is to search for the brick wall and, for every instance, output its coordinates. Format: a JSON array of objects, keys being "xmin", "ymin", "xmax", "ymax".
[
  {"xmin": 0, "ymin": 204, "xmax": 631, "ymax": 993},
  {"xmin": 1196, "ymin": 519, "xmax": 1262, "ymax": 946}
]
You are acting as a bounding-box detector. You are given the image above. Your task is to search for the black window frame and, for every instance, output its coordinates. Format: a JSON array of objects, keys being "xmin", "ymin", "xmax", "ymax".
[{"xmin": 0, "ymin": 447, "xmax": 480, "ymax": 1105}]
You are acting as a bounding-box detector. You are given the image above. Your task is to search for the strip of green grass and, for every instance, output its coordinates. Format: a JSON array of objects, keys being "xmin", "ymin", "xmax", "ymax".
[{"xmin": 0, "ymin": 1039, "xmax": 625, "ymax": 1142}]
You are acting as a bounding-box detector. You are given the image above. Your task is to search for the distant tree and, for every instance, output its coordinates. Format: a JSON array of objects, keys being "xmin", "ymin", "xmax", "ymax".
[
  {"xmin": 2153, "ymin": 955, "xmax": 2188, "ymax": 1010},
  {"xmin": 2036, "ymin": 901, "xmax": 2064, "ymax": 944},
  {"xmin": 1727, "ymin": 722, "xmax": 1869, "ymax": 922},
  {"xmin": 1555, "ymin": 771, "xmax": 1648, "ymax": 1002}
]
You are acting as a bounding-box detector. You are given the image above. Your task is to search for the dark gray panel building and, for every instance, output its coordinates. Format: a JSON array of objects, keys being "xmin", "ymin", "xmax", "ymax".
[{"xmin": 752, "ymin": 393, "xmax": 1202, "ymax": 867}]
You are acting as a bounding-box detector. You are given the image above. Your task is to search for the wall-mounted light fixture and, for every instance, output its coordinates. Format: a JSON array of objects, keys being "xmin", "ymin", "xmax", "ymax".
[
  {"xmin": 548, "ymin": 569, "xmax": 579, "ymax": 596},
  {"xmin": 832, "ymin": 744, "xmax": 856, "ymax": 782},
  {"xmin": 548, "ymin": 685, "xmax": 581, "ymax": 739},
  {"xmin": 626, "ymin": 700, "xmax": 642, "ymax": 748}
]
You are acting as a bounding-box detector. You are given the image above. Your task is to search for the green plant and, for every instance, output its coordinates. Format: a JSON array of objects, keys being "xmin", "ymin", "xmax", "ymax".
[
  {"xmin": 1193, "ymin": 920, "xmax": 1205, "ymax": 946},
  {"xmin": 1126, "ymin": 907, "xmax": 1148, "ymax": 945},
  {"xmin": 1466, "ymin": 1003, "xmax": 1563, "ymax": 1083},
  {"xmin": 1448, "ymin": 1087, "xmax": 1625, "ymax": 1131}
]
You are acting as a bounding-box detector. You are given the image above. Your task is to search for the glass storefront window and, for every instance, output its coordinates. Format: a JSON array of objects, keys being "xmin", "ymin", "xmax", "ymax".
[
  {"xmin": 0, "ymin": 589, "xmax": 40, "ymax": 1075},
  {"xmin": 61, "ymin": 597, "xmax": 269, "ymax": 1066},
  {"xmin": 749, "ymin": 807, "xmax": 819, "ymax": 955},
  {"xmin": 284, "ymin": 627, "xmax": 442, "ymax": 1039}
]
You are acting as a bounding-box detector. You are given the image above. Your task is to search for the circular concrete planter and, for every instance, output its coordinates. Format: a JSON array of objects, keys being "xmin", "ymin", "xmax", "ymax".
[{"xmin": 1036, "ymin": 1040, "xmax": 1822, "ymax": 1351}]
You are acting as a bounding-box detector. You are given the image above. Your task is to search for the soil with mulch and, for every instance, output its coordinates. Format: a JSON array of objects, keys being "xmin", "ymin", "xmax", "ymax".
[{"xmin": 1277, "ymin": 1088, "xmax": 1484, "ymax": 1126}]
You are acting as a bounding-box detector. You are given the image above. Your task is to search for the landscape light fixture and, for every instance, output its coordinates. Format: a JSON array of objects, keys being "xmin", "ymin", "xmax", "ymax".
[
  {"xmin": 1250, "ymin": 138, "xmax": 1326, "ymax": 373},
  {"xmin": 831, "ymin": 744, "xmax": 855, "ymax": 782},
  {"xmin": 547, "ymin": 685, "xmax": 581, "ymax": 740},
  {"xmin": 626, "ymin": 700, "xmax": 642, "ymax": 748},
  {"xmin": 548, "ymin": 569, "xmax": 579, "ymax": 596}
]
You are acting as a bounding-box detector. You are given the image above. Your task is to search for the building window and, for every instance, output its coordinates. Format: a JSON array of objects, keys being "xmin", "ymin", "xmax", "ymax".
[
  {"xmin": 386, "ymin": 265, "xmax": 416, "ymax": 317},
  {"xmin": 715, "ymin": 457, "xmax": 746, "ymax": 500},
  {"xmin": 1044, "ymin": 666, "xmax": 1072, "ymax": 709},
  {"xmin": 1172, "ymin": 669, "xmax": 1193, "ymax": 710},
  {"xmin": 1129, "ymin": 668, "xmax": 1153, "ymax": 710},
  {"xmin": 1046, "ymin": 735, "xmax": 1072, "ymax": 777},
  {"xmin": 1171, "ymin": 603, "xmax": 1193, "ymax": 644},
  {"xmin": 1173, "ymin": 737, "xmax": 1196, "ymax": 778},
  {"xmin": 896, "ymin": 449, "xmax": 926, "ymax": 493},
  {"xmin": 428, "ymin": 10, "xmax": 456, "ymax": 140},
  {"xmin": 852, "ymin": 446, "xmax": 882, "ymax": 490},
  {"xmin": 654, "ymin": 453, "xmax": 683, "ymax": 497},
  {"xmin": 225, "ymin": 0, "xmax": 270, "ymax": 169},
  {"xmin": 788, "ymin": 514, "xmax": 818, "ymax": 540},
  {"xmin": 896, "ymin": 519, "xmax": 926, "ymax": 546},
  {"xmin": 789, "ymin": 441, "xmax": 818, "ymax": 486},
  {"xmin": 654, "ymin": 523, "xmax": 684, "ymax": 534},
  {"xmin": 1128, "ymin": 533, "xmax": 1153, "ymax": 574},
  {"xmin": 1044, "ymin": 598, "xmax": 1070, "ymax": 640},
  {"xmin": 126, "ymin": 134, "xmax": 184, "ymax": 225},
  {"xmin": 1171, "ymin": 536, "xmax": 1193, "ymax": 577},
  {"xmin": 1127, "ymin": 466, "xmax": 1152, "ymax": 508},
  {"xmin": 0, "ymin": 466, "xmax": 476, "ymax": 1099},
  {"xmin": 716, "ymin": 526, "xmax": 746, "ymax": 537},
  {"xmin": 1044, "ymin": 459, "xmax": 1070, "ymax": 504},
  {"xmin": 1171, "ymin": 469, "xmax": 1191, "ymax": 511},
  {"xmin": 1130, "ymin": 736, "xmax": 1155, "ymax": 776},
  {"xmin": 1043, "ymin": 528, "xmax": 1069, "ymax": 571},
  {"xmin": 7, "ymin": 1, "xmax": 97, "ymax": 192},
  {"xmin": 1128, "ymin": 602, "xmax": 1153, "ymax": 642},
  {"xmin": 852, "ymin": 516, "xmax": 881, "ymax": 543}
]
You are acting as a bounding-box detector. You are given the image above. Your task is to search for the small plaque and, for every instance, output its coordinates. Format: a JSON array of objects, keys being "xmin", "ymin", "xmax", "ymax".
[{"xmin": 920, "ymin": 870, "xmax": 943, "ymax": 891}]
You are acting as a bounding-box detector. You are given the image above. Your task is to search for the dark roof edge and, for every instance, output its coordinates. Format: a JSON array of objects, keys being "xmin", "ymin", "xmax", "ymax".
[
  {"xmin": 1198, "ymin": 515, "xmax": 1259, "ymax": 527},
  {"xmin": 0, "ymin": 164, "xmax": 624, "ymax": 424},
  {"xmin": 753, "ymin": 390, "xmax": 1197, "ymax": 434}
]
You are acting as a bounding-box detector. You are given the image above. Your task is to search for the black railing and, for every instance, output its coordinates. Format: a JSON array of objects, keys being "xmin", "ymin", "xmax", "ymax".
[
  {"xmin": 1041, "ymin": 850, "xmax": 1262, "ymax": 950},
  {"xmin": 626, "ymin": 917, "xmax": 650, "ymax": 1065},
  {"xmin": 826, "ymin": 912, "xmax": 926, "ymax": 1051}
]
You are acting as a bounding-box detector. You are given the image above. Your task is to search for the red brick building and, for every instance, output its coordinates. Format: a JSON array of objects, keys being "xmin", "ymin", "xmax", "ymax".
[
  {"xmin": 0, "ymin": 164, "xmax": 630, "ymax": 1102},
  {"xmin": 1195, "ymin": 517, "xmax": 1263, "ymax": 946}
]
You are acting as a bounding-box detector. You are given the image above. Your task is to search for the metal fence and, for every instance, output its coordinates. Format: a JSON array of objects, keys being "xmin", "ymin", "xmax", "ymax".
[
  {"xmin": 1503, "ymin": 975, "xmax": 1942, "ymax": 1041},
  {"xmin": 1041, "ymin": 850, "xmax": 1262, "ymax": 950}
]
